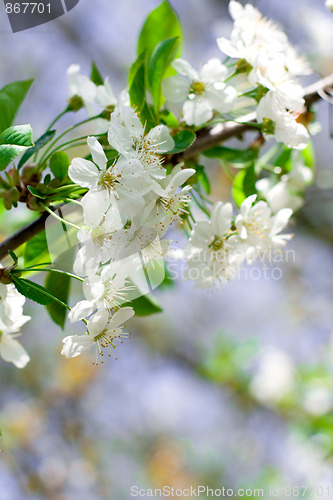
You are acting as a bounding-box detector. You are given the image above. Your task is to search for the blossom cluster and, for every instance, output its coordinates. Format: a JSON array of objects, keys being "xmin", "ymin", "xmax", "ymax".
[
  {"xmin": 0, "ymin": 0, "xmax": 316, "ymax": 368},
  {"xmin": 161, "ymin": 1, "xmax": 311, "ymax": 150},
  {"xmin": 185, "ymin": 195, "xmax": 293, "ymax": 288},
  {"xmin": 61, "ymin": 96, "xmax": 195, "ymax": 362}
]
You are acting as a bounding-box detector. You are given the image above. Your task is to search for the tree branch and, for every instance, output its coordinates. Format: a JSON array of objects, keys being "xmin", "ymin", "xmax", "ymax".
[{"xmin": 0, "ymin": 73, "xmax": 333, "ymax": 263}]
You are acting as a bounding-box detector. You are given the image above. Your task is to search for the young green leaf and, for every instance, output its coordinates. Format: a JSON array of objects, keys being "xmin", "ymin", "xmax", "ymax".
[
  {"xmin": 137, "ymin": 1, "xmax": 182, "ymax": 59},
  {"xmin": 128, "ymin": 51, "xmax": 146, "ymax": 112},
  {"xmin": 49, "ymin": 151, "xmax": 70, "ymax": 181},
  {"xmin": 148, "ymin": 37, "xmax": 180, "ymax": 113},
  {"xmin": 126, "ymin": 294, "xmax": 163, "ymax": 316},
  {"xmin": 232, "ymin": 164, "xmax": 257, "ymax": 207},
  {"xmin": 90, "ymin": 62, "xmax": 104, "ymax": 86},
  {"xmin": 11, "ymin": 276, "xmax": 53, "ymax": 306},
  {"xmin": 203, "ymin": 145, "xmax": 257, "ymax": 166},
  {"xmin": 0, "ymin": 124, "xmax": 34, "ymax": 171},
  {"xmin": 169, "ymin": 130, "xmax": 196, "ymax": 154},
  {"xmin": 24, "ymin": 231, "xmax": 50, "ymax": 267},
  {"xmin": 0, "ymin": 79, "xmax": 33, "ymax": 133},
  {"xmin": 45, "ymin": 248, "xmax": 75, "ymax": 328},
  {"xmin": 18, "ymin": 130, "xmax": 56, "ymax": 170}
]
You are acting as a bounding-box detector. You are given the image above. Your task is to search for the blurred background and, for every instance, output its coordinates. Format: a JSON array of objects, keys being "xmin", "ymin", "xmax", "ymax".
[{"xmin": 1, "ymin": 0, "xmax": 333, "ymax": 499}]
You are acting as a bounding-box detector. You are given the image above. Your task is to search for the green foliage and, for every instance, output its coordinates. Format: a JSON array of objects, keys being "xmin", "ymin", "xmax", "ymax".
[
  {"xmin": 0, "ymin": 79, "xmax": 33, "ymax": 133},
  {"xmin": 169, "ymin": 129, "xmax": 196, "ymax": 154},
  {"xmin": 90, "ymin": 62, "xmax": 104, "ymax": 85},
  {"xmin": 24, "ymin": 231, "xmax": 50, "ymax": 268},
  {"xmin": 301, "ymin": 141, "xmax": 315, "ymax": 172},
  {"xmin": 129, "ymin": 51, "xmax": 146, "ymax": 111},
  {"xmin": 148, "ymin": 37, "xmax": 180, "ymax": 113},
  {"xmin": 137, "ymin": 1, "xmax": 182, "ymax": 60},
  {"xmin": 18, "ymin": 130, "xmax": 56, "ymax": 170},
  {"xmin": 127, "ymin": 294, "xmax": 163, "ymax": 316},
  {"xmin": 128, "ymin": 52, "xmax": 157, "ymax": 130},
  {"xmin": 11, "ymin": 276, "xmax": 53, "ymax": 306},
  {"xmin": 49, "ymin": 152, "xmax": 70, "ymax": 182},
  {"xmin": 201, "ymin": 331, "xmax": 258, "ymax": 386},
  {"xmin": 232, "ymin": 164, "xmax": 257, "ymax": 207},
  {"xmin": 45, "ymin": 249, "xmax": 75, "ymax": 329},
  {"xmin": 0, "ymin": 125, "xmax": 34, "ymax": 171},
  {"xmin": 203, "ymin": 145, "xmax": 257, "ymax": 167}
]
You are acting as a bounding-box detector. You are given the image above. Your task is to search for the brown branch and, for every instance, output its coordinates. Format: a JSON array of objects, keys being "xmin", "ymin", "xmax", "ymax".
[
  {"xmin": 0, "ymin": 73, "xmax": 333, "ymax": 263},
  {"xmin": 180, "ymin": 72, "xmax": 333, "ymax": 161}
]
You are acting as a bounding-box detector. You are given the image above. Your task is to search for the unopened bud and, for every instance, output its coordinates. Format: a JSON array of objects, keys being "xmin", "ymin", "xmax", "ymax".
[
  {"xmin": 21, "ymin": 164, "xmax": 42, "ymax": 187},
  {"xmin": 67, "ymin": 95, "xmax": 84, "ymax": 112}
]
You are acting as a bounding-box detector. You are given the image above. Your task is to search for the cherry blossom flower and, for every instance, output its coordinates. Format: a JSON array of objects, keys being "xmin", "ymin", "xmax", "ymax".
[
  {"xmin": 108, "ymin": 103, "xmax": 174, "ymax": 181},
  {"xmin": 61, "ymin": 308, "xmax": 134, "ymax": 363},
  {"xmin": 162, "ymin": 58, "xmax": 237, "ymax": 126}
]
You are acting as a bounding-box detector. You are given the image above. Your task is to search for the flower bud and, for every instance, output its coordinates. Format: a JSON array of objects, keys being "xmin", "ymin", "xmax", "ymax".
[
  {"xmin": 67, "ymin": 95, "xmax": 84, "ymax": 112},
  {"xmin": 21, "ymin": 164, "xmax": 42, "ymax": 187}
]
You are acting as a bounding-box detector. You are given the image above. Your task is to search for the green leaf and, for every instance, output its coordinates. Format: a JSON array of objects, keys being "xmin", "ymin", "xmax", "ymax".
[
  {"xmin": 128, "ymin": 51, "xmax": 147, "ymax": 113},
  {"xmin": 45, "ymin": 272, "xmax": 71, "ymax": 329},
  {"xmin": 158, "ymin": 268, "xmax": 175, "ymax": 289},
  {"xmin": 90, "ymin": 62, "xmax": 104, "ymax": 86},
  {"xmin": 203, "ymin": 146, "xmax": 257, "ymax": 166},
  {"xmin": 169, "ymin": 129, "xmax": 196, "ymax": 154},
  {"xmin": 0, "ymin": 79, "xmax": 33, "ymax": 133},
  {"xmin": 45, "ymin": 249, "xmax": 75, "ymax": 329},
  {"xmin": 127, "ymin": 294, "xmax": 162, "ymax": 316},
  {"xmin": 232, "ymin": 164, "xmax": 257, "ymax": 207},
  {"xmin": 24, "ymin": 231, "xmax": 50, "ymax": 267},
  {"xmin": 139, "ymin": 102, "xmax": 157, "ymax": 131},
  {"xmin": 149, "ymin": 37, "xmax": 180, "ymax": 113},
  {"xmin": 138, "ymin": 1, "xmax": 182, "ymax": 60},
  {"xmin": 199, "ymin": 170, "xmax": 211, "ymax": 194},
  {"xmin": 49, "ymin": 152, "xmax": 70, "ymax": 181},
  {"xmin": 301, "ymin": 141, "xmax": 315, "ymax": 172},
  {"xmin": 27, "ymin": 185, "xmax": 46, "ymax": 199},
  {"xmin": 0, "ymin": 124, "xmax": 34, "ymax": 171},
  {"xmin": 18, "ymin": 130, "xmax": 56, "ymax": 170},
  {"xmin": 11, "ymin": 276, "xmax": 53, "ymax": 306}
]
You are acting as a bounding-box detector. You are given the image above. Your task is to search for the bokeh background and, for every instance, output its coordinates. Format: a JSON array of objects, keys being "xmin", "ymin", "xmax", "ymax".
[{"xmin": 1, "ymin": 0, "xmax": 333, "ymax": 499}]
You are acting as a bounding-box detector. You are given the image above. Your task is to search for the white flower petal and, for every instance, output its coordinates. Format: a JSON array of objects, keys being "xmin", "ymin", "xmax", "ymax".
[
  {"xmin": 69, "ymin": 158, "xmax": 100, "ymax": 189},
  {"xmin": 162, "ymin": 76, "xmax": 190, "ymax": 103},
  {"xmin": 109, "ymin": 307, "xmax": 134, "ymax": 329},
  {"xmin": 87, "ymin": 310, "xmax": 109, "ymax": 338},
  {"xmin": 173, "ymin": 59, "xmax": 198, "ymax": 80},
  {"xmin": 87, "ymin": 136, "xmax": 107, "ymax": 170},
  {"xmin": 183, "ymin": 98, "xmax": 213, "ymax": 126},
  {"xmin": 68, "ymin": 300, "xmax": 95, "ymax": 323},
  {"xmin": 61, "ymin": 334, "xmax": 93, "ymax": 358},
  {"xmin": 0, "ymin": 334, "xmax": 30, "ymax": 368}
]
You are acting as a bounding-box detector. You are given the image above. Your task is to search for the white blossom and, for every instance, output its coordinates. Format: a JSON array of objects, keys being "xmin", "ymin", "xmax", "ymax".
[
  {"xmin": 235, "ymin": 195, "xmax": 293, "ymax": 261},
  {"xmin": 69, "ymin": 136, "xmax": 150, "ymax": 219},
  {"xmin": 162, "ymin": 58, "xmax": 237, "ymax": 126},
  {"xmin": 61, "ymin": 308, "xmax": 134, "ymax": 362},
  {"xmin": 256, "ymin": 164, "xmax": 313, "ymax": 213},
  {"xmin": 185, "ymin": 202, "xmax": 245, "ymax": 287},
  {"xmin": 108, "ymin": 103, "xmax": 174, "ymax": 182},
  {"xmin": 256, "ymin": 91, "xmax": 309, "ymax": 150}
]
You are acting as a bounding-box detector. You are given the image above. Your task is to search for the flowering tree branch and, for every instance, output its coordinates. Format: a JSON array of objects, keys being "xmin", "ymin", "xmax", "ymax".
[
  {"xmin": 0, "ymin": 72, "xmax": 332, "ymax": 264},
  {"xmin": 180, "ymin": 73, "xmax": 333, "ymax": 161}
]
